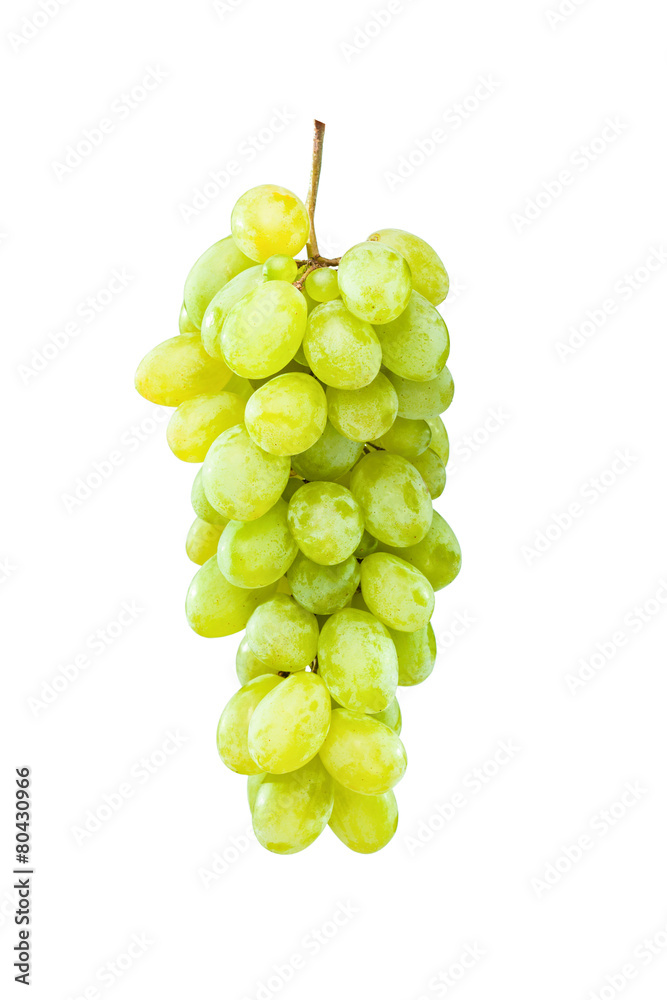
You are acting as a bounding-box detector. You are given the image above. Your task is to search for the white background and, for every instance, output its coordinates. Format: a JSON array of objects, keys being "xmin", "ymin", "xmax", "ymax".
[{"xmin": 2, "ymin": 0, "xmax": 666, "ymax": 997}]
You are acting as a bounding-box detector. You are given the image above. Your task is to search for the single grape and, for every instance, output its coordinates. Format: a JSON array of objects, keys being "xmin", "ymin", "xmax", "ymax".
[
  {"xmin": 221, "ymin": 280, "xmax": 307, "ymax": 379},
  {"xmin": 245, "ymin": 373, "xmax": 327, "ymax": 456},
  {"xmin": 262, "ymin": 254, "xmax": 298, "ymax": 283},
  {"xmin": 372, "ymin": 696, "xmax": 402, "ymax": 734},
  {"xmin": 191, "ymin": 467, "xmax": 228, "ymax": 527},
  {"xmin": 245, "ymin": 594, "xmax": 318, "ymax": 671},
  {"xmin": 379, "ymin": 511, "xmax": 461, "ymax": 591},
  {"xmin": 329, "ymin": 782, "xmax": 398, "ymax": 853},
  {"xmin": 374, "ymin": 291, "xmax": 449, "ymax": 382},
  {"xmin": 305, "ymin": 267, "xmax": 339, "ymax": 303},
  {"xmin": 186, "ymin": 556, "xmax": 276, "ymax": 638},
  {"xmin": 224, "ymin": 372, "xmax": 255, "ymax": 402},
  {"xmin": 231, "ymin": 185, "xmax": 309, "ymax": 262},
  {"xmin": 202, "ymin": 424, "xmax": 290, "ymax": 521},
  {"xmin": 354, "ymin": 530, "xmax": 379, "ymax": 559},
  {"xmin": 337, "ymin": 242, "xmax": 412, "ymax": 324},
  {"xmin": 291, "ymin": 421, "xmax": 364, "ymax": 482},
  {"xmin": 303, "ymin": 300, "xmax": 381, "ymax": 389},
  {"xmin": 350, "ymin": 451, "xmax": 432, "ymax": 547},
  {"xmin": 360, "ymin": 552, "xmax": 434, "ymax": 632},
  {"xmin": 326, "ymin": 372, "xmax": 398, "ymax": 442},
  {"xmin": 179, "ymin": 302, "xmax": 198, "ymax": 334},
  {"xmin": 368, "ymin": 228, "xmax": 449, "ymax": 306},
  {"xmin": 251, "ymin": 756, "xmax": 334, "ymax": 854},
  {"xmin": 217, "ymin": 498, "xmax": 298, "ymax": 589},
  {"xmin": 385, "ymin": 367, "xmax": 454, "ymax": 420},
  {"xmin": 318, "ymin": 608, "xmax": 398, "ymax": 714},
  {"xmin": 216, "ymin": 674, "xmax": 283, "ymax": 774},
  {"xmin": 200, "ymin": 265, "xmax": 264, "ymax": 358},
  {"xmin": 248, "ymin": 671, "xmax": 331, "ymax": 773},
  {"xmin": 287, "ymin": 482, "xmax": 364, "ymax": 565},
  {"xmin": 319, "ymin": 708, "xmax": 407, "ymax": 795},
  {"xmin": 236, "ymin": 637, "xmax": 281, "ymax": 685},
  {"xmin": 282, "ymin": 477, "xmax": 305, "ymax": 502},
  {"xmin": 167, "ymin": 391, "xmax": 245, "ymax": 463},
  {"xmin": 247, "ymin": 773, "xmax": 265, "ymax": 811},
  {"xmin": 135, "ymin": 335, "xmax": 231, "ymax": 406},
  {"xmin": 390, "ymin": 624, "xmax": 436, "ymax": 686},
  {"xmin": 186, "ymin": 517, "xmax": 224, "ymax": 565},
  {"xmin": 425, "ymin": 416, "xmax": 449, "ymax": 464},
  {"xmin": 410, "ymin": 448, "xmax": 446, "ymax": 498},
  {"xmin": 373, "ymin": 417, "xmax": 431, "ymax": 459},
  {"xmin": 286, "ymin": 551, "xmax": 360, "ymax": 615},
  {"xmin": 184, "ymin": 235, "xmax": 255, "ymax": 328}
]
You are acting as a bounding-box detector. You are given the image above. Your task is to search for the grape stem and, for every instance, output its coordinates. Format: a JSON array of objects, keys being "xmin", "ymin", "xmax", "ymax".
[{"xmin": 294, "ymin": 120, "xmax": 341, "ymax": 290}]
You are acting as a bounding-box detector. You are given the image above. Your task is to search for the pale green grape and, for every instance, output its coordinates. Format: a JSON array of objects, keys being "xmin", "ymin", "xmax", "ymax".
[
  {"xmin": 245, "ymin": 373, "xmax": 327, "ymax": 456},
  {"xmin": 287, "ymin": 482, "xmax": 364, "ymax": 565},
  {"xmin": 286, "ymin": 552, "xmax": 360, "ymax": 615},
  {"xmin": 247, "ymin": 358, "xmax": 311, "ymax": 390},
  {"xmin": 202, "ymin": 424, "xmax": 290, "ymax": 521},
  {"xmin": 186, "ymin": 556, "xmax": 276, "ymax": 638},
  {"xmin": 231, "ymin": 185, "xmax": 309, "ymax": 262},
  {"xmin": 326, "ymin": 373, "xmax": 398, "ymax": 443},
  {"xmin": 216, "ymin": 674, "xmax": 283, "ymax": 774},
  {"xmin": 349, "ymin": 590, "xmax": 370, "ymax": 612},
  {"xmin": 360, "ymin": 552, "xmax": 434, "ymax": 632},
  {"xmin": 276, "ymin": 577, "xmax": 292, "ymax": 595},
  {"xmin": 410, "ymin": 449, "xmax": 446, "ymax": 498},
  {"xmin": 305, "ymin": 267, "xmax": 339, "ymax": 303},
  {"xmin": 247, "ymin": 773, "xmax": 265, "ymax": 811},
  {"xmin": 184, "ymin": 235, "xmax": 255, "ymax": 328},
  {"xmin": 426, "ymin": 416, "xmax": 449, "ymax": 464},
  {"xmin": 337, "ymin": 242, "xmax": 412, "ymax": 324},
  {"xmin": 350, "ymin": 451, "xmax": 432, "ymax": 547},
  {"xmin": 251, "ymin": 756, "xmax": 334, "ymax": 854},
  {"xmin": 319, "ymin": 708, "xmax": 407, "ymax": 795},
  {"xmin": 303, "ymin": 301, "xmax": 381, "ymax": 390},
  {"xmin": 221, "ymin": 280, "xmax": 307, "ymax": 379},
  {"xmin": 248, "ymin": 671, "xmax": 331, "ymax": 773},
  {"xmin": 224, "ymin": 372, "xmax": 255, "ymax": 402},
  {"xmin": 135, "ymin": 335, "xmax": 231, "ymax": 406},
  {"xmin": 186, "ymin": 517, "xmax": 224, "ymax": 565},
  {"xmin": 374, "ymin": 291, "xmax": 449, "ymax": 381},
  {"xmin": 373, "ymin": 417, "xmax": 431, "ymax": 460},
  {"xmin": 390, "ymin": 624, "xmax": 436, "ymax": 686},
  {"xmin": 380, "ymin": 511, "xmax": 461, "ymax": 591},
  {"xmin": 167, "ymin": 391, "xmax": 245, "ymax": 463},
  {"xmin": 385, "ymin": 367, "xmax": 454, "ymax": 419},
  {"xmin": 179, "ymin": 302, "xmax": 198, "ymax": 334},
  {"xmin": 318, "ymin": 609, "xmax": 398, "ymax": 714},
  {"xmin": 200, "ymin": 265, "xmax": 264, "ymax": 358},
  {"xmin": 294, "ymin": 342, "xmax": 309, "ymax": 364},
  {"xmin": 191, "ymin": 468, "xmax": 228, "ymax": 527},
  {"xmin": 368, "ymin": 228, "xmax": 449, "ymax": 306},
  {"xmin": 217, "ymin": 499, "xmax": 297, "ymax": 589},
  {"xmin": 291, "ymin": 421, "xmax": 364, "ymax": 482},
  {"xmin": 245, "ymin": 594, "xmax": 318, "ymax": 670},
  {"xmin": 236, "ymin": 637, "xmax": 280, "ymax": 685},
  {"xmin": 329, "ymin": 782, "xmax": 398, "ymax": 853},
  {"xmin": 354, "ymin": 530, "xmax": 379, "ymax": 559},
  {"xmin": 282, "ymin": 477, "xmax": 305, "ymax": 502},
  {"xmin": 263, "ymin": 254, "xmax": 298, "ymax": 283},
  {"xmin": 373, "ymin": 696, "xmax": 402, "ymax": 734}
]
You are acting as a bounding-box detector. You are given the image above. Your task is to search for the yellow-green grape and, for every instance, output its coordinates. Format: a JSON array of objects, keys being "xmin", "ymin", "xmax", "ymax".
[
  {"xmin": 245, "ymin": 373, "xmax": 327, "ymax": 456},
  {"xmin": 426, "ymin": 416, "xmax": 449, "ymax": 464},
  {"xmin": 276, "ymin": 576, "xmax": 292, "ymax": 595},
  {"xmin": 305, "ymin": 267, "xmax": 339, "ymax": 303},
  {"xmin": 326, "ymin": 373, "xmax": 398, "ymax": 443},
  {"xmin": 391, "ymin": 624, "xmax": 436, "ymax": 686},
  {"xmin": 287, "ymin": 482, "xmax": 364, "ymax": 565},
  {"xmin": 373, "ymin": 417, "xmax": 431, "ymax": 460},
  {"xmin": 319, "ymin": 708, "xmax": 407, "ymax": 795},
  {"xmin": 303, "ymin": 300, "xmax": 381, "ymax": 390},
  {"xmin": 337, "ymin": 242, "xmax": 412, "ymax": 324},
  {"xmin": 385, "ymin": 367, "xmax": 454, "ymax": 420},
  {"xmin": 186, "ymin": 556, "xmax": 276, "ymax": 638},
  {"xmin": 286, "ymin": 552, "xmax": 361, "ymax": 615},
  {"xmin": 329, "ymin": 782, "xmax": 398, "ymax": 853},
  {"xmin": 231, "ymin": 185, "xmax": 310, "ymax": 263},
  {"xmin": 202, "ymin": 424, "xmax": 290, "ymax": 521},
  {"xmin": 248, "ymin": 671, "xmax": 331, "ymax": 773},
  {"xmin": 293, "ymin": 342, "xmax": 309, "ymax": 364},
  {"xmin": 247, "ymin": 773, "xmax": 265, "ymax": 811},
  {"xmin": 360, "ymin": 552, "xmax": 434, "ymax": 632},
  {"xmin": 349, "ymin": 590, "xmax": 370, "ymax": 612},
  {"xmin": 318, "ymin": 609, "xmax": 398, "ymax": 714},
  {"xmin": 262, "ymin": 254, "xmax": 298, "ymax": 283},
  {"xmin": 179, "ymin": 301, "xmax": 198, "ymax": 334},
  {"xmin": 354, "ymin": 530, "xmax": 379, "ymax": 559},
  {"xmin": 282, "ymin": 477, "xmax": 304, "ymax": 502},
  {"xmin": 350, "ymin": 451, "xmax": 432, "ymax": 547},
  {"xmin": 166, "ymin": 391, "xmax": 245, "ymax": 463},
  {"xmin": 374, "ymin": 291, "xmax": 449, "ymax": 382},
  {"xmin": 410, "ymin": 449, "xmax": 446, "ymax": 499},
  {"xmin": 373, "ymin": 696, "xmax": 402, "ymax": 734},
  {"xmin": 135, "ymin": 335, "xmax": 231, "ymax": 406},
  {"xmin": 217, "ymin": 499, "xmax": 297, "ymax": 589},
  {"xmin": 291, "ymin": 421, "xmax": 364, "ymax": 482},
  {"xmin": 221, "ymin": 280, "xmax": 307, "ymax": 379},
  {"xmin": 200, "ymin": 265, "xmax": 264, "ymax": 359},
  {"xmin": 216, "ymin": 674, "xmax": 283, "ymax": 774},
  {"xmin": 236, "ymin": 637, "xmax": 280, "ymax": 685},
  {"xmin": 380, "ymin": 511, "xmax": 461, "ymax": 591},
  {"xmin": 245, "ymin": 594, "xmax": 318, "ymax": 670},
  {"xmin": 184, "ymin": 235, "xmax": 255, "ymax": 328},
  {"xmin": 251, "ymin": 756, "xmax": 334, "ymax": 854},
  {"xmin": 368, "ymin": 228, "xmax": 449, "ymax": 306},
  {"xmin": 186, "ymin": 517, "xmax": 224, "ymax": 565},
  {"xmin": 191, "ymin": 468, "xmax": 228, "ymax": 527},
  {"xmin": 247, "ymin": 358, "xmax": 311, "ymax": 391}
]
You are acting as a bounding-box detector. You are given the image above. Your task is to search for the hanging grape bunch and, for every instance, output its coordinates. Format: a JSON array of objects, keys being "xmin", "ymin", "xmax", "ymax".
[{"xmin": 135, "ymin": 121, "xmax": 461, "ymax": 855}]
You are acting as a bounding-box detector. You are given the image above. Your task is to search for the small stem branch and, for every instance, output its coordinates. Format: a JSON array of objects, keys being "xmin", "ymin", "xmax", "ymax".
[{"xmin": 306, "ymin": 120, "xmax": 325, "ymax": 260}]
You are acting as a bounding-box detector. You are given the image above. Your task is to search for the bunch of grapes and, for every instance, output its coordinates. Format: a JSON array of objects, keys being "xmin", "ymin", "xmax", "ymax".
[{"xmin": 135, "ymin": 123, "xmax": 461, "ymax": 855}]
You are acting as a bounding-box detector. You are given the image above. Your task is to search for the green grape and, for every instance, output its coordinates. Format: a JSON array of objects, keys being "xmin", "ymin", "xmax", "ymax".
[
  {"xmin": 167, "ymin": 391, "xmax": 246, "ymax": 463},
  {"xmin": 282, "ymin": 477, "xmax": 305, "ymax": 502},
  {"xmin": 326, "ymin": 373, "xmax": 398, "ymax": 443},
  {"xmin": 251, "ymin": 756, "xmax": 334, "ymax": 854},
  {"xmin": 368, "ymin": 228, "xmax": 449, "ymax": 306},
  {"xmin": 354, "ymin": 530, "xmax": 379, "ymax": 559},
  {"xmin": 247, "ymin": 358, "xmax": 311, "ymax": 390},
  {"xmin": 286, "ymin": 552, "xmax": 361, "ymax": 615},
  {"xmin": 179, "ymin": 301, "xmax": 198, "ymax": 334},
  {"xmin": 410, "ymin": 449, "xmax": 446, "ymax": 498},
  {"xmin": 135, "ymin": 335, "xmax": 231, "ymax": 407},
  {"xmin": 186, "ymin": 556, "xmax": 276, "ymax": 638},
  {"xmin": 247, "ymin": 773, "xmax": 265, "ymax": 811},
  {"xmin": 305, "ymin": 267, "xmax": 339, "ymax": 303},
  {"xmin": 202, "ymin": 424, "xmax": 290, "ymax": 521},
  {"xmin": 329, "ymin": 782, "xmax": 398, "ymax": 853},
  {"xmin": 374, "ymin": 291, "xmax": 449, "ymax": 382},
  {"xmin": 391, "ymin": 624, "xmax": 436, "ymax": 686},
  {"xmin": 236, "ymin": 637, "xmax": 280, "ymax": 685},
  {"xmin": 373, "ymin": 417, "xmax": 431, "ymax": 460},
  {"xmin": 191, "ymin": 467, "xmax": 228, "ymax": 527},
  {"xmin": 380, "ymin": 511, "xmax": 461, "ymax": 591},
  {"xmin": 231, "ymin": 185, "xmax": 309, "ymax": 262},
  {"xmin": 217, "ymin": 499, "xmax": 297, "ymax": 589},
  {"xmin": 426, "ymin": 416, "xmax": 449, "ymax": 464},
  {"xmin": 276, "ymin": 577, "xmax": 292, "ymax": 595},
  {"xmin": 221, "ymin": 280, "xmax": 307, "ymax": 379},
  {"xmin": 200, "ymin": 265, "xmax": 264, "ymax": 358},
  {"xmin": 184, "ymin": 235, "xmax": 255, "ymax": 328},
  {"xmin": 385, "ymin": 367, "xmax": 454, "ymax": 420},
  {"xmin": 349, "ymin": 590, "xmax": 369, "ymax": 613},
  {"xmin": 350, "ymin": 451, "xmax": 432, "ymax": 547},
  {"xmin": 303, "ymin": 300, "xmax": 381, "ymax": 390},
  {"xmin": 291, "ymin": 421, "xmax": 364, "ymax": 482},
  {"xmin": 245, "ymin": 373, "xmax": 327, "ymax": 456},
  {"xmin": 337, "ymin": 242, "xmax": 412, "ymax": 324},
  {"xmin": 319, "ymin": 708, "xmax": 407, "ymax": 795},
  {"xmin": 245, "ymin": 594, "xmax": 318, "ymax": 670},
  {"xmin": 186, "ymin": 517, "xmax": 224, "ymax": 565},
  {"xmin": 262, "ymin": 254, "xmax": 298, "ymax": 283},
  {"xmin": 360, "ymin": 552, "xmax": 434, "ymax": 632},
  {"xmin": 287, "ymin": 482, "xmax": 364, "ymax": 565},
  {"xmin": 248, "ymin": 671, "xmax": 331, "ymax": 773},
  {"xmin": 373, "ymin": 696, "xmax": 402, "ymax": 734},
  {"xmin": 216, "ymin": 674, "xmax": 283, "ymax": 774},
  {"xmin": 318, "ymin": 609, "xmax": 398, "ymax": 714},
  {"xmin": 293, "ymin": 342, "xmax": 309, "ymax": 364}
]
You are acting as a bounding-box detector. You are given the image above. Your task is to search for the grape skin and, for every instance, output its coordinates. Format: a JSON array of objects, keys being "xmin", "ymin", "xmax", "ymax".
[
  {"xmin": 291, "ymin": 421, "xmax": 364, "ymax": 482},
  {"xmin": 167, "ymin": 391, "xmax": 245, "ymax": 463},
  {"xmin": 368, "ymin": 228, "xmax": 449, "ymax": 306},
  {"xmin": 218, "ymin": 499, "xmax": 298, "ymax": 590},
  {"xmin": 245, "ymin": 594, "xmax": 319, "ymax": 671},
  {"xmin": 329, "ymin": 782, "xmax": 398, "ymax": 853},
  {"xmin": 184, "ymin": 235, "xmax": 255, "ymax": 328},
  {"xmin": 286, "ymin": 551, "xmax": 360, "ymax": 615},
  {"xmin": 216, "ymin": 674, "xmax": 283, "ymax": 774},
  {"xmin": 360, "ymin": 552, "xmax": 434, "ymax": 633},
  {"xmin": 350, "ymin": 451, "xmax": 432, "ymax": 548},
  {"xmin": 379, "ymin": 511, "xmax": 461, "ymax": 592},
  {"xmin": 200, "ymin": 265, "xmax": 264, "ymax": 359},
  {"xmin": 221, "ymin": 280, "xmax": 308, "ymax": 380},
  {"xmin": 245, "ymin": 373, "xmax": 327, "ymax": 457},
  {"xmin": 252, "ymin": 757, "xmax": 334, "ymax": 854},
  {"xmin": 287, "ymin": 482, "xmax": 364, "ymax": 566},
  {"xmin": 326, "ymin": 372, "xmax": 398, "ymax": 443},
  {"xmin": 338, "ymin": 242, "xmax": 412, "ymax": 324},
  {"xmin": 410, "ymin": 448, "xmax": 447, "ymax": 499},
  {"xmin": 186, "ymin": 556, "xmax": 276, "ymax": 638},
  {"xmin": 385, "ymin": 366, "xmax": 454, "ymax": 420},
  {"xmin": 303, "ymin": 300, "xmax": 381, "ymax": 390},
  {"xmin": 248, "ymin": 671, "xmax": 331, "ymax": 774},
  {"xmin": 202, "ymin": 424, "xmax": 290, "ymax": 521},
  {"xmin": 374, "ymin": 290, "xmax": 449, "ymax": 382},
  {"xmin": 318, "ymin": 609, "xmax": 398, "ymax": 714},
  {"xmin": 319, "ymin": 708, "xmax": 407, "ymax": 795},
  {"xmin": 231, "ymin": 185, "xmax": 310, "ymax": 263},
  {"xmin": 186, "ymin": 517, "xmax": 224, "ymax": 566},
  {"xmin": 135, "ymin": 334, "xmax": 231, "ymax": 407}
]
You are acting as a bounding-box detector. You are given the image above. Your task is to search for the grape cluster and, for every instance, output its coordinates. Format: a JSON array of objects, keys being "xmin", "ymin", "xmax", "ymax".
[{"xmin": 136, "ymin": 165, "xmax": 461, "ymax": 855}]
